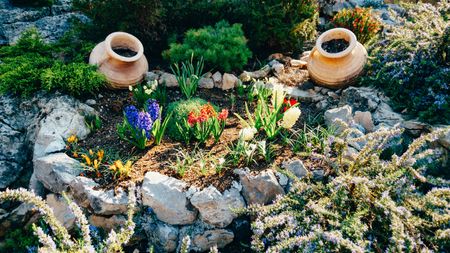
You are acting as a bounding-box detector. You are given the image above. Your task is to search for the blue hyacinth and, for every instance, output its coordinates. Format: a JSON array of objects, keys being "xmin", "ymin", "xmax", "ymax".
[
  {"xmin": 146, "ymin": 99, "xmax": 160, "ymax": 122},
  {"xmin": 124, "ymin": 105, "xmax": 139, "ymax": 127}
]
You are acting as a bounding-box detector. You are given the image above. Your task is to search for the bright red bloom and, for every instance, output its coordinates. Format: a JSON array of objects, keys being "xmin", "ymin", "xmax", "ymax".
[
  {"xmin": 187, "ymin": 112, "xmax": 198, "ymax": 126},
  {"xmin": 218, "ymin": 109, "xmax": 229, "ymax": 121},
  {"xmin": 282, "ymin": 98, "xmax": 298, "ymax": 112}
]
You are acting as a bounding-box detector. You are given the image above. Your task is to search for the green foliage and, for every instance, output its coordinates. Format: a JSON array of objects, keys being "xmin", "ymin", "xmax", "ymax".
[
  {"xmin": 0, "ymin": 53, "xmax": 53, "ymax": 97},
  {"xmin": 332, "ymin": 7, "xmax": 381, "ymax": 44},
  {"xmin": 41, "ymin": 62, "xmax": 105, "ymax": 97},
  {"xmin": 9, "ymin": 0, "xmax": 53, "ymax": 7},
  {"xmin": 164, "ymin": 21, "xmax": 252, "ymax": 72},
  {"xmin": 166, "ymin": 98, "xmax": 209, "ymax": 140},
  {"xmin": 152, "ymin": 109, "xmax": 172, "ymax": 146},
  {"xmin": 246, "ymin": 127, "xmax": 450, "ymax": 252},
  {"xmin": 360, "ymin": 1, "xmax": 450, "ymax": 124},
  {"xmin": 171, "ymin": 55, "xmax": 204, "ymax": 99},
  {"xmin": 73, "ymin": 0, "xmax": 166, "ymax": 55},
  {"xmin": 84, "ymin": 114, "xmax": 102, "ymax": 132}
]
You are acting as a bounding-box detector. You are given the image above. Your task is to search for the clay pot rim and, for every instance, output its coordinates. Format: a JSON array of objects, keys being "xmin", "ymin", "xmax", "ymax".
[
  {"xmin": 105, "ymin": 32, "xmax": 144, "ymax": 63},
  {"xmin": 316, "ymin": 28, "xmax": 357, "ymax": 59}
]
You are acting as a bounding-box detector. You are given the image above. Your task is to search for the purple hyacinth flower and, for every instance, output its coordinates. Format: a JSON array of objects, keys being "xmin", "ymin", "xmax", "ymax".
[
  {"xmin": 124, "ymin": 105, "xmax": 139, "ymax": 127},
  {"xmin": 146, "ymin": 99, "xmax": 160, "ymax": 122},
  {"xmin": 137, "ymin": 111, "xmax": 153, "ymax": 138}
]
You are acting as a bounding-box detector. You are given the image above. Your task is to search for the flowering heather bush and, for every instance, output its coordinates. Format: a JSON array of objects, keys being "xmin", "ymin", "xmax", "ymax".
[
  {"xmin": 0, "ymin": 184, "xmax": 136, "ymax": 252},
  {"xmin": 177, "ymin": 103, "xmax": 229, "ymax": 144},
  {"xmin": 332, "ymin": 7, "xmax": 381, "ymax": 44},
  {"xmin": 360, "ymin": 1, "xmax": 450, "ymax": 124},
  {"xmin": 245, "ymin": 125, "xmax": 450, "ymax": 252},
  {"xmin": 117, "ymin": 99, "xmax": 168, "ymax": 149}
]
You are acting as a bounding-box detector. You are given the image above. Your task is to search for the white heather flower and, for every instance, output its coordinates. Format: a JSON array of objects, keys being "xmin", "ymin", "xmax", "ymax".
[
  {"xmin": 271, "ymin": 84, "xmax": 285, "ymax": 109},
  {"xmin": 218, "ymin": 157, "xmax": 225, "ymax": 165},
  {"xmin": 239, "ymin": 127, "xmax": 257, "ymax": 141},
  {"xmin": 281, "ymin": 107, "xmax": 301, "ymax": 129}
]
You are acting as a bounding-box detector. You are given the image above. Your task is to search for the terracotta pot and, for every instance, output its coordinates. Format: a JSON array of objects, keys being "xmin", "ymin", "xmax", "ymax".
[
  {"xmin": 89, "ymin": 32, "xmax": 148, "ymax": 89},
  {"xmin": 307, "ymin": 28, "xmax": 367, "ymax": 89}
]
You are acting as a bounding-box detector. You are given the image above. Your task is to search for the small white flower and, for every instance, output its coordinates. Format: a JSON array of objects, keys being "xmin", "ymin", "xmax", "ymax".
[
  {"xmin": 128, "ymin": 86, "xmax": 133, "ymax": 91},
  {"xmin": 218, "ymin": 157, "xmax": 225, "ymax": 165},
  {"xmin": 239, "ymin": 127, "xmax": 257, "ymax": 141},
  {"xmin": 144, "ymin": 89, "xmax": 152, "ymax": 95},
  {"xmin": 271, "ymin": 84, "xmax": 285, "ymax": 108}
]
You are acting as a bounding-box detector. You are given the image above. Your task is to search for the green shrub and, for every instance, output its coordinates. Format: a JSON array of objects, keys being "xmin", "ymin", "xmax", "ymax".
[
  {"xmin": 9, "ymin": 0, "xmax": 53, "ymax": 7},
  {"xmin": 164, "ymin": 21, "xmax": 252, "ymax": 72},
  {"xmin": 73, "ymin": 0, "xmax": 166, "ymax": 55},
  {"xmin": 0, "ymin": 28, "xmax": 105, "ymax": 97},
  {"xmin": 332, "ymin": 7, "xmax": 381, "ymax": 44},
  {"xmin": 360, "ymin": 1, "xmax": 450, "ymax": 124},
  {"xmin": 0, "ymin": 225, "xmax": 39, "ymax": 253},
  {"xmin": 41, "ymin": 62, "xmax": 105, "ymax": 96},
  {"xmin": 166, "ymin": 98, "xmax": 209, "ymax": 140},
  {"xmin": 0, "ymin": 53, "xmax": 53, "ymax": 97},
  {"xmin": 246, "ymin": 127, "xmax": 450, "ymax": 252}
]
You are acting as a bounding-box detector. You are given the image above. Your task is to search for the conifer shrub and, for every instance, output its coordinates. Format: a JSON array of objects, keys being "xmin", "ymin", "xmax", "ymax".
[
  {"xmin": 360, "ymin": 1, "xmax": 450, "ymax": 124},
  {"xmin": 332, "ymin": 7, "xmax": 381, "ymax": 44},
  {"xmin": 163, "ymin": 21, "xmax": 252, "ymax": 72},
  {"xmin": 0, "ymin": 28, "xmax": 105, "ymax": 97},
  {"xmin": 9, "ymin": 0, "xmax": 53, "ymax": 7},
  {"xmin": 245, "ymin": 125, "xmax": 450, "ymax": 252}
]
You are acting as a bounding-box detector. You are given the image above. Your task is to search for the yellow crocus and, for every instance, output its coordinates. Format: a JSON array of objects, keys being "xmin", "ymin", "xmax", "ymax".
[
  {"xmin": 97, "ymin": 149, "xmax": 104, "ymax": 161},
  {"xmin": 67, "ymin": 134, "xmax": 78, "ymax": 144},
  {"xmin": 81, "ymin": 154, "xmax": 92, "ymax": 166},
  {"xmin": 93, "ymin": 159, "xmax": 100, "ymax": 170}
]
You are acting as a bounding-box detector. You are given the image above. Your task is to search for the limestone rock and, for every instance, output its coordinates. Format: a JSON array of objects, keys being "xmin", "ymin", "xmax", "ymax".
[
  {"xmin": 141, "ymin": 172, "xmax": 197, "ymax": 225},
  {"xmin": 438, "ymin": 128, "xmax": 450, "ymax": 150},
  {"xmin": 70, "ymin": 176, "xmax": 128, "ymax": 215},
  {"xmin": 235, "ymin": 169, "xmax": 284, "ymax": 205},
  {"xmin": 198, "ymin": 77, "xmax": 214, "ymax": 89},
  {"xmin": 290, "ymin": 59, "xmax": 307, "ymax": 68},
  {"xmin": 222, "ymin": 73, "xmax": 238, "ymax": 90},
  {"xmin": 271, "ymin": 61, "xmax": 285, "ymax": 75},
  {"xmin": 46, "ymin": 193, "xmax": 75, "ymax": 230},
  {"xmin": 239, "ymin": 65, "xmax": 271, "ymax": 82},
  {"xmin": 144, "ymin": 220, "xmax": 179, "ymax": 252},
  {"xmin": 89, "ymin": 214, "xmax": 127, "ymax": 231},
  {"xmin": 212, "ymin": 71, "xmax": 222, "ymax": 88},
  {"xmin": 372, "ymin": 103, "xmax": 403, "ymax": 126},
  {"xmin": 354, "ymin": 111, "xmax": 375, "ymax": 132},
  {"xmin": 146, "ymin": 71, "xmax": 160, "ymax": 82},
  {"xmin": 34, "ymin": 153, "xmax": 82, "ymax": 193},
  {"xmin": 282, "ymin": 159, "xmax": 308, "ymax": 179},
  {"xmin": 190, "ymin": 185, "xmax": 245, "ymax": 228},
  {"xmin": 324, "ymin": 105, "xmax": 353, "ymax": 133},
  {"xmin": 160, "ymin": 72, "xmax": 178, "ymax": 87},
  {"xmin": 339, "ymin": 87, "xmax": 381, "ymax": 112},
  {"xmin": 192, "ymin": 229, "xmax": 234, "ymax": 252}
]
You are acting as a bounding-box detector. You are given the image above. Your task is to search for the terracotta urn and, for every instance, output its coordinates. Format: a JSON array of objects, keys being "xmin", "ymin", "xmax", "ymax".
[
  {"xmin": 89, "ymin": 32, "xmax": 148, "ymax": 89},
  {"xmin": 307, "ymin": 28, "xmax": 367, "ymax": 89}
]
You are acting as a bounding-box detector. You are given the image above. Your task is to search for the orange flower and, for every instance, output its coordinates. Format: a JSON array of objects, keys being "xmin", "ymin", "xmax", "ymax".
[{"xmin": 218, "ymin": 109, "xmax": 229, "ymax": 121}]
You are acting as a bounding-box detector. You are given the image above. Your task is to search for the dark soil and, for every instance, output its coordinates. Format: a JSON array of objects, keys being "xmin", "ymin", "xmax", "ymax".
[
  {"xmin": 77, "ymin": 86, "xmax": 325, "ymax": 192},
  {"xmin": 322, "ymin": 39, "xmax": 349, "ymax": 53},
  {"xmin": 113, "ymin": 47, "xmax": 138, "ymax": 57}
]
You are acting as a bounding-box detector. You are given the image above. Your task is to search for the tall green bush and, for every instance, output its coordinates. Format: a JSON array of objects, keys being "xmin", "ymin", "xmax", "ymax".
[
  {"xmin": 163, "ymin": 21, "xmax": 252, "ymax": 72},
  {"xmin": 360, "ymin": 1, "xmax": 450, "ymax": 124}
]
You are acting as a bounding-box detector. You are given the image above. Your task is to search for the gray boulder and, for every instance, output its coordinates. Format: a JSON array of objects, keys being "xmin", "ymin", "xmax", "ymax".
[
  {"xmin": 141, "ymin": 172, "xmax": 197, "ymax": 225},
  {"xmin": 34, "ymin": 153, "xmax": 82, "ymax": 193},
  {"xmin": 144, "ymin": 220, "xmax": 179, "ymax": 253},
  {"xmin": 282, "ymin": 159, "xmax": 308, "ymax": 179},
  {"xmin": 235, "ymin": 169, "xmax": 284, "ymax": 205},
  {"xmin": 190, "ymin": 185, "xmax": 245, "ymax": 228}
]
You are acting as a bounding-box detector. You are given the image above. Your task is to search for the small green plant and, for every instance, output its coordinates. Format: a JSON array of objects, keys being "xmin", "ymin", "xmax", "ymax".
[
  {"xmin": 84, "ymin": 114, "xmax": 102, "ymax": 132},
  {"xmin": 332, "ymin": 7, "xmax": 381, "ymax": 44},
  {"xmin": 235, "ymin": 84, "xmax": 301, "ymax": 140},
  {"xmin": 284, "ymin": 124, "xmax": 335, "ymax": 154},
  {"xmin": 171, "ymin": 55, "xmax": 204, "ymax": 99},
  {"xmin": 164, "ymin": 20, "xmax": 252, "ymax": 72},
  {"xmin": 152, "ymin": 109, "xmax": 172, "ymax": 146},
  {"xmin": 170, "ymin": 147, "xmax": 219, "ymax": 177}
]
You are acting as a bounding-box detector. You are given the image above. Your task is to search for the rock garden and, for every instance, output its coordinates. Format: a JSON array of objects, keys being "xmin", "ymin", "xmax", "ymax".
[{"xmin": 0, "ymin": 0, "xmax": 449, "ymax": 252}]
